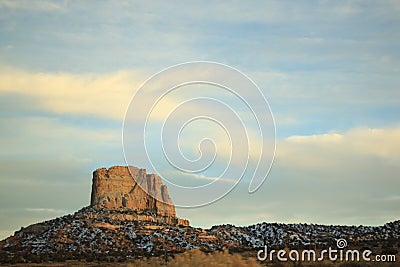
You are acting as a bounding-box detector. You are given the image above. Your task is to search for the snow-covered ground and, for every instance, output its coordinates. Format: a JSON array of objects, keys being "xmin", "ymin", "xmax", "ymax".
[{"xmin": 1, "ymin": 206, "xmax": 399, "ymax": 262}]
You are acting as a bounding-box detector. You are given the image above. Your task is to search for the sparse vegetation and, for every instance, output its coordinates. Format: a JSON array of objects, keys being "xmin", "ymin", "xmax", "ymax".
[
  {"xmin": 1, "ymin": 207, "xmax": 399, "ymax": 265},
  {"xmin": 132, "ymin": 249, "xmax": 262, "ymax": 267},
  {"xmin": 1, "ymin": 250, "xmax": 399, "ymax": 267}
]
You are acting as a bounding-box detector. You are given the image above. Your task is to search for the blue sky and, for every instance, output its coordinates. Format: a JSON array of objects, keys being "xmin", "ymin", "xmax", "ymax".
[{"xmin": 0, "ymin": 0, "xmax": 399, "ymax": 240}]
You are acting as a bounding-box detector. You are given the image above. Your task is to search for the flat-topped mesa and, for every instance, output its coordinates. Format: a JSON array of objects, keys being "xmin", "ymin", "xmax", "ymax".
[{"xmin": 90, "ymin": 166, "xmax": 178, "ymax": 220}]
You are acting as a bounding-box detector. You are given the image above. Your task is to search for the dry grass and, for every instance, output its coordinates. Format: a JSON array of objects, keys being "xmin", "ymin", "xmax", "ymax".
[
  {"xmin": 131, "ymin": 249, "xmax": 262, "ymax": 267},
  {"xmin": 2, "ymin": 250, "xmax": 399, "ymax": 267},
  {"xmin": 0, "ymin": 250, "xmax": 261, "ymax": 266}
]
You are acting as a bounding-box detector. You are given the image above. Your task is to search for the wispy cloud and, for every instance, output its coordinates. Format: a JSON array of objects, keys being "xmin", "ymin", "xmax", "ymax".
[
  {"xmin": 0, "ymin": 0, "xmax": 66, "ymax": 11},
  {"xmin": 187, "ymin": 172, "xmax": 236, "ymax": 184},
  {"xmin": 25, "ymin": 208, "xmax": 65, "ymax": 213}
]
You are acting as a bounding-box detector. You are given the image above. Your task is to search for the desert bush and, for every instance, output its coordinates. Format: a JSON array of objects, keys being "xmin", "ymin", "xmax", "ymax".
[{"xmin": 130, "ymin": 249, "xmax": 262, "ymax": 267}]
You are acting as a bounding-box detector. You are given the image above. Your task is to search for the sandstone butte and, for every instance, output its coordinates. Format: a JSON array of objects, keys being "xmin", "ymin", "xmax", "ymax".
[{"xmin": 90, "ymin": 165, "xmax": 189, "ymax": 226}]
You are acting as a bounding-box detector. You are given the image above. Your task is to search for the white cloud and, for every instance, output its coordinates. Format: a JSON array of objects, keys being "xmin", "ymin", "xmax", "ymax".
[
  {"xmin": 286, "ymin": 133, "xmax": 343, "ymax": 143},
  {"xmin": 278, "ymin": 127, "xmax": 400, "ymax": 170},
  {"xmin": 0, "ymin": 66, "xmax": 145, "ymax": 120},
  {"xmin": 185, "ymin": 172, "xmax": 235, "ymax": 184}
]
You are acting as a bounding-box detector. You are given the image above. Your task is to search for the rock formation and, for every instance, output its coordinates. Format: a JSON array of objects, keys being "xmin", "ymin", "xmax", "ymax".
[
  {"xmin": 90, "ymin": 166, "xmax": 187, "ymax": 225},
  {"xmin": 0, "ymin": 165, "xmax": 399, "ymax": 263}
]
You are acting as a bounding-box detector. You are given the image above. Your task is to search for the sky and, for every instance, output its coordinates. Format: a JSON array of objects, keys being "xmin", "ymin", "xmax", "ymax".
[{"xmin": 0, "ymin": 0, "xmax": 399, "ymax": 240}]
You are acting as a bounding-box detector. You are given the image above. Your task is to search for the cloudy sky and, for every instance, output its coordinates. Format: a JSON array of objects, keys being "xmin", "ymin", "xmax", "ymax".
[{"xmin": 1, "ymin": 1, "xmax": 399, "ymax": 240}]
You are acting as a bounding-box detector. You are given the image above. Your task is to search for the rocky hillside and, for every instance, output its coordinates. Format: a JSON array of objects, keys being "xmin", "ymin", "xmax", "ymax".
[
  {"xmin": 209, "ymin": 220, "xmax": 400, "ymax": 248},
  {"xmin": 0, "ymin": 206, "xmax": 399, "ymax": 263},
  {"xmin": 0, "ymin": 206, "xmax": 217, "ymax": 263},
  {"xmin": 0, "ymin": 166, "xmax": 399, "ymax": 264},
  {"xmin": 1, "ymin": 205, "xmax": 399, "ymax": 263}
]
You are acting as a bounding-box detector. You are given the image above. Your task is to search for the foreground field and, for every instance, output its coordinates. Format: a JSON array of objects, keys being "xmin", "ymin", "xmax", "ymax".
[{"xmin": 1, "ymin": 250, "xmax": 399, "ymax": 267}]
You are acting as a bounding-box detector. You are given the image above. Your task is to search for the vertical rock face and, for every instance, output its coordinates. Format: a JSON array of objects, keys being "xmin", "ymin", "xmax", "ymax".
[{"xmin": 90, "ymin": 166, "xmax": 176, "ymax": 218}]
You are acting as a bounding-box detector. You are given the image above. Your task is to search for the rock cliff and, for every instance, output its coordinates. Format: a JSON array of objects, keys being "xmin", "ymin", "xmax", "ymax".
[{"xmin": 90, "ymin": 166, "xmax": 176, "ymax": 218}]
